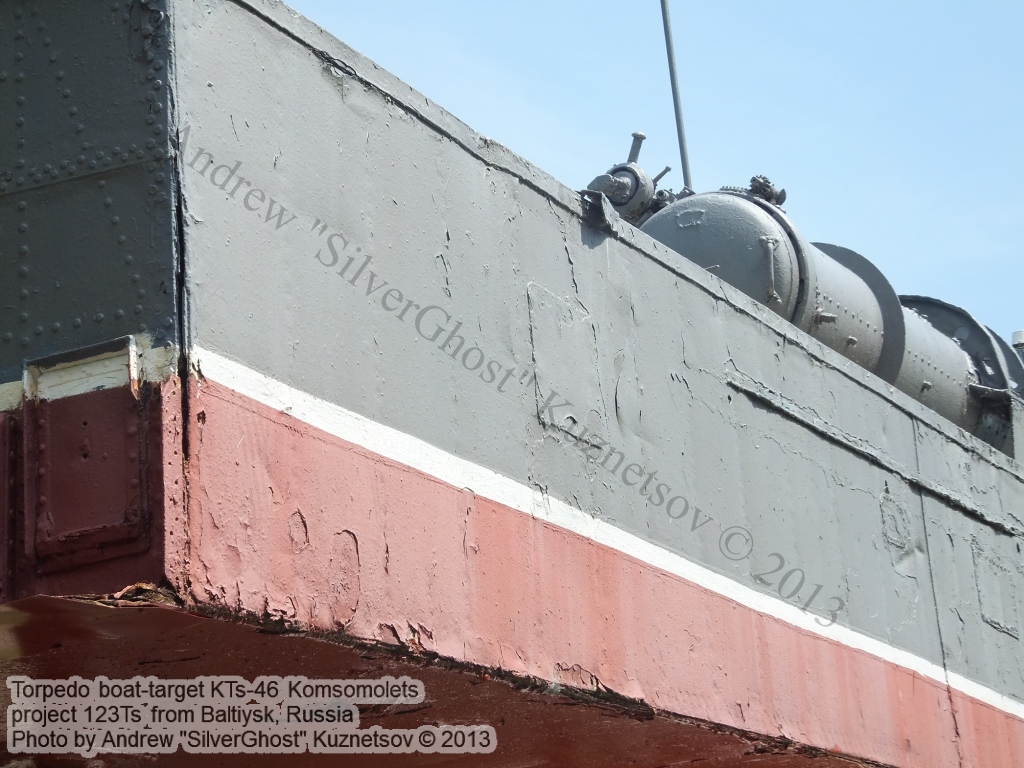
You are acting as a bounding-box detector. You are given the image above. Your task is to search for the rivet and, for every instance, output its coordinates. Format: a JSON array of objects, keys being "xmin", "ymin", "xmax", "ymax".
[
  {"xmin": 129, "ymin": 453, "xmax": 138, "ymax": 462},
  {"xmin": 49, "ymin": 54, "xmax": 57, "ymax": 63},
  {"xmin": 155, "ymin": 173, "xmax": 164, "ymax": 182},
  {"xmin": 118, "ymin": 235, "xmax": 126, "ymax": 244},
  {"xmin": 16, "ymin": 117, "xmax": 24, "ymax": 126},
  {"xmin": 148, "ymin": 185, "xmax": 157, "ymax": 195},
  {"xmin": 62, "ymin": 88, "xmax": 70, "ymax": 97},
  {"xmin": 130, "ymin": 478, "xmax": 139, "ymax": 488},
  {"xmin": 163, "ymin": 317, "xmax": 173, "ymax": 328},
  {"xmin": 104, "ymin": 197, "xmax": 112, "ymax": 206},
  {"xmin": 97, "ymin": 179, "xmax": 106, "ymax": 188},
  {"xmin": 16, "ymin": 96, "xmax": 25, "ymax": 105},
  {"xmin": 0, "ymin": 72, "xmax": 6, "ymax": 82},
  {"xmin": 146, "ymin": 138, "xmax": 156, "ymax": 149},
  {"xmin": 56, "ymin": 70, "xmax": 63, "ymax": 79},
  {"xmin": 51, "ymin": 322, "xmax": 60, "ymax": 332},
  {"xmin": 18, "ymin": 223, "xmax": 28, "ymax": 233},
  {"xmin": 60, "ymin": 160, "xmax": 68, "ymax": 168},
  {"xmin": 16, "ymin": 73, "xmax": 24, "ymax": 82},
  {"xmin": 17, "ymin": 201, "xmax": 26, "ymax": 210},
  {"xmin": 147, "ymin": 71, "xmax": 155, "ymax": 81},
  {"xmin": 103, "ymin": 157, "xmax": 111, "ymax": 165},
  {"xmin": 32, "ymin": 173, "xmax": 41, "ymax": 182},
  {"xmin": 15, "ymin": 159, "xmax": 24, "ymax": 168},
  {"xmin": 124, "ymin": 254, "xmax": 132, "ymax": 263},
  {"xmin": 75, "ymin": 123, "xmax": 84, "ymax": 133},
  {"xmin": 89, "ymin": 160, "xmax": 97, "ymax": 169},
  {"xmin": 121, "ymin": 153, "xmax": 129, "ymax": 161},
  {"xmin": 20, "ymin": 338, "xmax": 28, "ymax": 347},
  {"xmin": 146, "ymin": 114, "xmax": 155, "ymax": 124},
  {"xmin": 129, "ymin": 144, "xmax": 137, "ymax": 152},
  {"xmin": 69, "ymin": 106, "xmax": 77, "ymax": 115},
  {"xmin": 20, "ymin": 289, "xmax": 28, "ymax": 298},
  {"xmin": 95, "ymin": 313, "xmax": 105, "ymax": 322},
  {"xmin": 19, "ymin": 266, "xmax": 29, "ymax": 276},
  {"xmin": 43, "ymin": 38, "xmax": 50, "ymax": 46},
  {"xmin": 1, "ymin": 333, "xmax": 10, "ymax": 342},
  {"xmin": 135, "ymin": 149, "xmax": 144, "ymax": 159},
  {"xmin": 34, "ymin": 326, "xmax": 42, "ymax": 335},
  {"xmin": 134, "ymin": 304, "xmax": 143, "ymax": 314},
  {"xmin": 19, "ymin": 312, "xmax": 28, "ymax": 322},
  {"xmin": 19, "ymin": 245, "xmax": 28, "ymax": 255},
  {"xmin": 153, "ymin": 103, "xmax": 162, "ymax": 113},
  {"xmin": 111, "ymin": 216, "xmax": 119, "ymax": 225},
  {"xmin": 127, "ymin": 425, "xmax": 138, "ymax": 436},
  {"xmin": 14, "ymin": 53, "xmax": 24, "ymax": 62},
  {"xmin": 153, "ymin": 80, "xmax": 162, "ymax": 89},
  {"xmin": 152, "ymin": 125, "xmax": 163, "ymax": 135},
  {"xmin": 67, "ymin": 165, "xmax": 76, "ymax": 174},
  {"xmin": 73, "ymin": 318, "xmax": 81, "ymax": 327},
  {"xmin": 16, "ymin": 177, "xmax": 24, "ymax": 185},
  {"xmin": 38, "ymin": 496, "xmax": 47, "ymax": 506}
]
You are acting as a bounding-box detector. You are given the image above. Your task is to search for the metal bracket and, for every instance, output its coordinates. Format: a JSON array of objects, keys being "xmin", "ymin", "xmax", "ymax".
[{"xmin": 579, "ymin": 190, "xmax": 620, "ymax": 234}]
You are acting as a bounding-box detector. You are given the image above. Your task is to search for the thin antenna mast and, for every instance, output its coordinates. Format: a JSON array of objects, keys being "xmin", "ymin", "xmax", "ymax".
[{"xmin": 660, "ymin": 0, "xmax": 692, "ymax": 190}]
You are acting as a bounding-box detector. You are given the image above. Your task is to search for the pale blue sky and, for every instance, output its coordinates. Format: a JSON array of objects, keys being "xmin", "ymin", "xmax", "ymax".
[{"xmin": 285, "ymin": 1, "xmax": 1022, "ymax": 341}]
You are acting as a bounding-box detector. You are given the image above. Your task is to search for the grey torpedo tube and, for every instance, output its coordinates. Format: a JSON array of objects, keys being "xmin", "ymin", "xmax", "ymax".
[{"xmin": 632, "ymin": 176, "xmax": 1021, "ymax": 453}]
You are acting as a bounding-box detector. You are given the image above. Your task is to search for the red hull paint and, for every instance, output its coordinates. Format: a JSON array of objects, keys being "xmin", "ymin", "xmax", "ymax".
[
  {"xmin": 1, "ymin": 380, "xmax": 184, "ymax": 599},
  {"xmin": 0, "ymin": 594, "xmax": 874, "ymax": 768},
  {"xmin": 184, "ymin": 377, "xmax": 1024, "ymax": 768}
]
